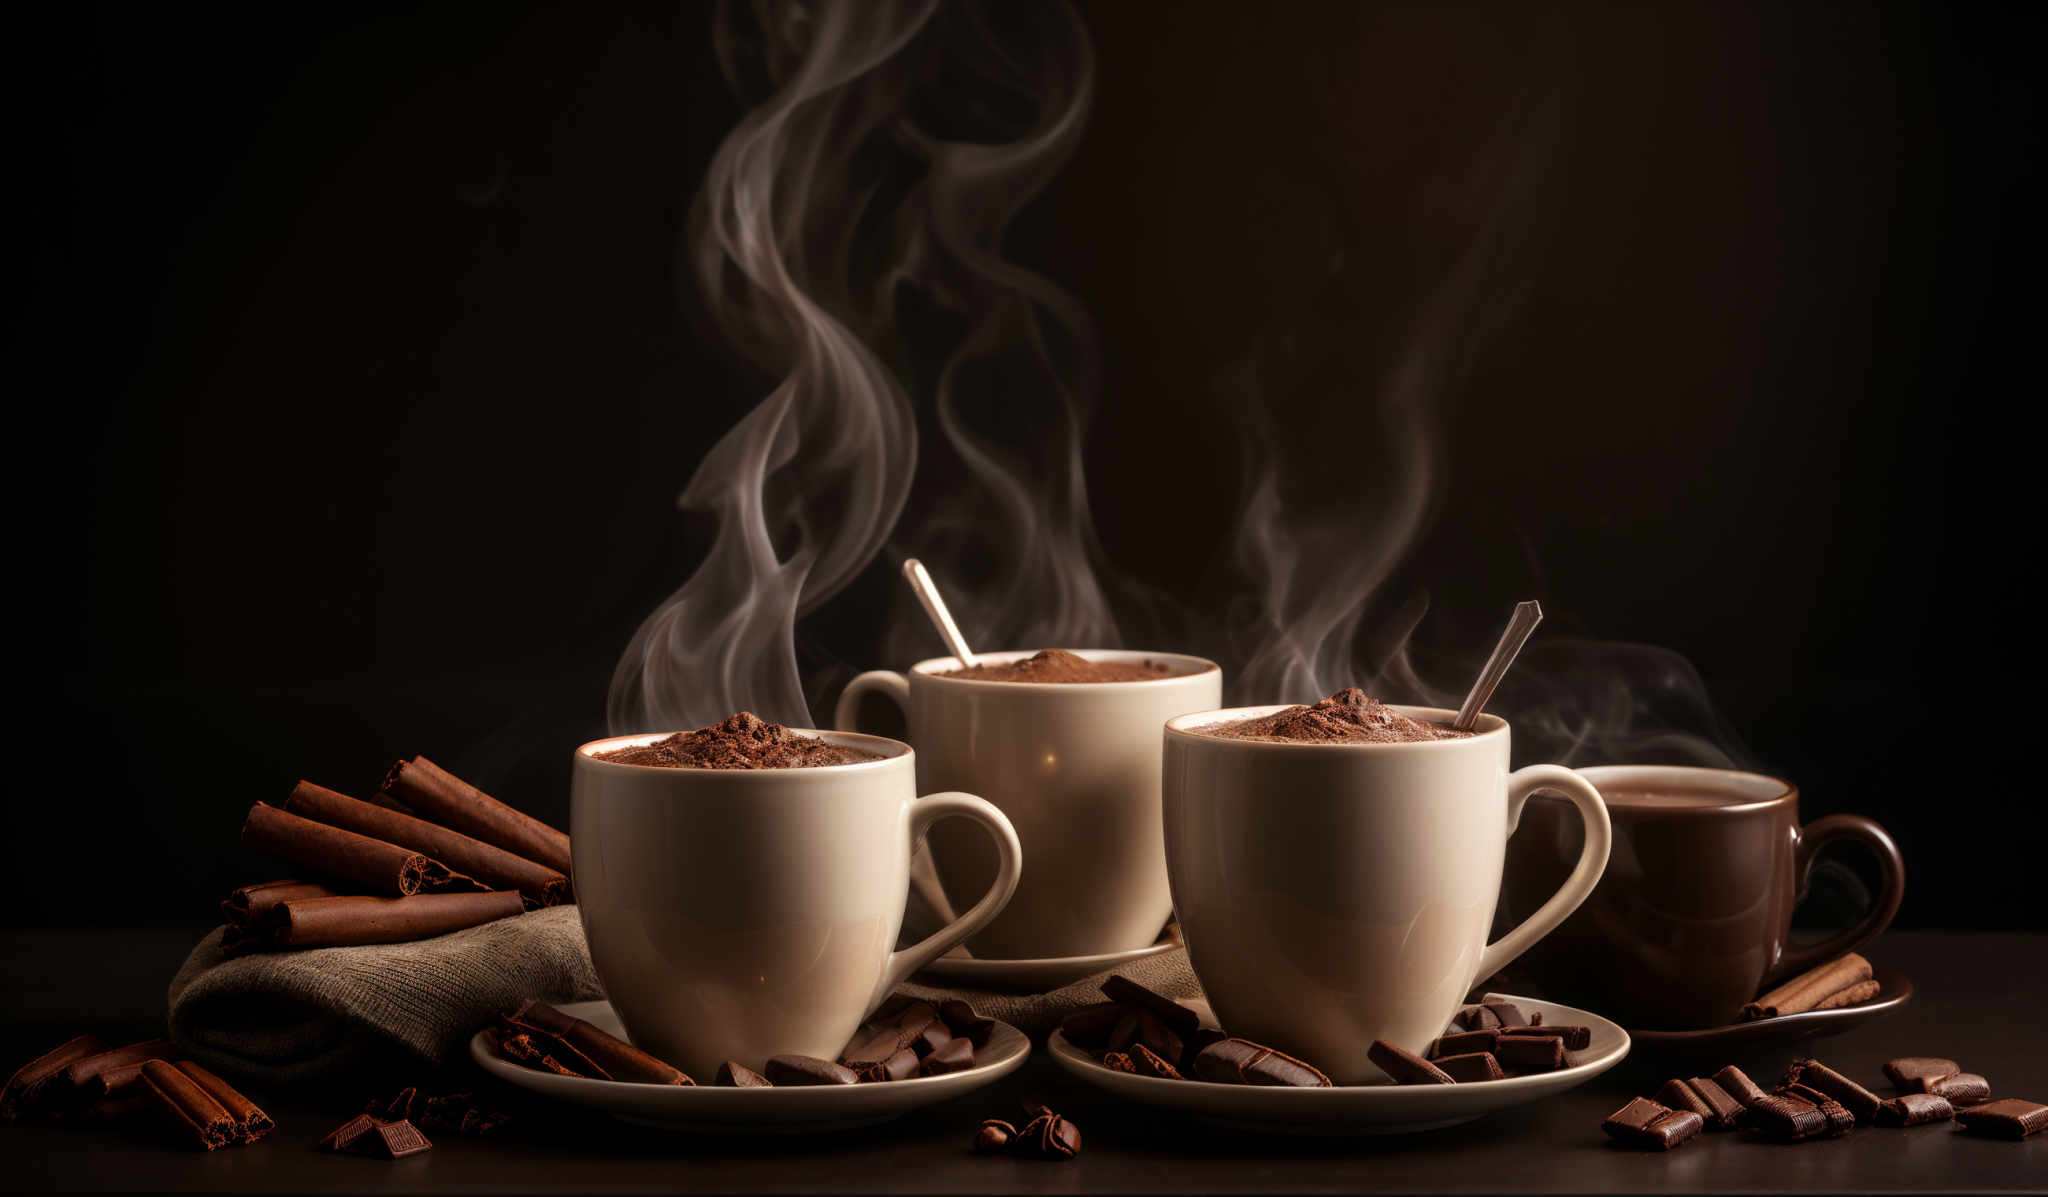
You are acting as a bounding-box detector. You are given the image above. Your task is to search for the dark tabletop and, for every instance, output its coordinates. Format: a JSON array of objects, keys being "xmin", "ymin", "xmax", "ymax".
[{"xmin": 1, "ymin": 929, "xmax": 2042, "ymax": 1195}]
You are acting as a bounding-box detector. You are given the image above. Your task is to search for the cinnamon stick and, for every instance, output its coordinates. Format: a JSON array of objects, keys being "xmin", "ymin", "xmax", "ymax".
[
  {"xmin": 502, "ymin": 999, "xmax": 691, "ymax": 1084},
  {"xmin": 1, "ymin": 1034, "xmax": 105, "ymax": 1122},
  {"xmin": 1812, "ymin": 979, "xmax": 1881, "ymax": 1011},
  {"xmin": 220, "ymin": 880, "xmax": 340, "ymax": 925},
  {"xmin": 174, "ymin": 1061, "xmax": 271, "ymax": 1143},
  {"xmin": 222, "ymin": 891, "xmax": 526, "ymax": 954},
  {"xmin": 240, "ymin": 802, "xmax": 486, "ymax": 897},
  {"xmin": 59, "ymin": 1038, "xmax": 174, "ymax": 1106},
  {"xmin": 131, "ymin": 1059, "xmax": 235, "ymax": 1150},
  {"xmin": 381, "ymin": 757, "xmax": 571, "ymax": 877},
  {"xmin": 282, "ymin": 781, "xmax": 568, "ymax": 908},
  {"xmin": 1741, "ymin": 953, "xmax": 1873, "ymax": 1020}
]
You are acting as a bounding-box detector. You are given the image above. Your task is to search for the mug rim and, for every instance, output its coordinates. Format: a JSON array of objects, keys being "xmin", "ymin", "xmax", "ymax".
[
  {"xmin": 1575, "ymin": 763, "xmax": 1797, "ymax": 813},
  {"xmin": 1165, "ymin": 703, "xmax": 1506, "ymax": 749},
  {"xmin": 573, "ymin": 728, "xmax": 912, "ymax": 778},
  {"xmin": 908, "ymin": 647, "xmax": 1221, "ymax": 689}
]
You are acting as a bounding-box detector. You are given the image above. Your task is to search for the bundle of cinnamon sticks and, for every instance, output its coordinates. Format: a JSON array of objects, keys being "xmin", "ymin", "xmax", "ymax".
[
  {"xmin": 226, "ymin": 756, "xmax": 571, "ymax": 955},
  {"xmin": 1739, "ymin": 953, "xmax": 1881, "ymax": 1021},
  {"xmin": 1, "ymin": 1036, "xmax": 270, "ymax": 1150}
]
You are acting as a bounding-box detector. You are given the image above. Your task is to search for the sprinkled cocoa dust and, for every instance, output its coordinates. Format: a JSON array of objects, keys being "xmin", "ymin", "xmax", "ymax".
[
  {"xmin": 596, "ymin": 712, "xmax": 885, "ymax": 769},
  {"xmin": 1200, "ymin": 688, "xmax": 1471, "ymax": 744}
]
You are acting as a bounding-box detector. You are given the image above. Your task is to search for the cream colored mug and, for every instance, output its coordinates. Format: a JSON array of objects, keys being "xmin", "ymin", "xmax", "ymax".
[
  {"xmin": 837, "ymin": 650, "xmax": 1222, "ymax": 959},
  {"xmin": 1163, "ymin": 705, "xmax": 1611, "ymax": 1083},
  {"xmin": 571, "ymin": 729, "xmax": 1021, "ymax": 1080}
]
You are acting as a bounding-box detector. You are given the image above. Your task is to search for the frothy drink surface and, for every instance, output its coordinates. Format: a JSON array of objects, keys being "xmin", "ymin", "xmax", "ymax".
[
  {"xmin": 596, "ymin": 712, "xmax": 884, "ymax": 769},
  {"xmin": 1200, "ymin": 688, "xmax": 1472, "ymax": 744},
  {"xmin": 938, "ymin": 648, "xmax": 1195, "ymax": 684}
]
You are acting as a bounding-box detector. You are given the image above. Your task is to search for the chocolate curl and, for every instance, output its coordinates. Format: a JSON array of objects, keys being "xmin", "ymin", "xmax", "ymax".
[
  {"xmin": 222, "ymin": 891, "xmax": 526, "ymax": 954},
  {"xmin": 240, "ymin": 802, "xmax": 486, "ymax": 897},
  {"xmin": 132, "ymin": 1059, "xmax": 236, "ymax": 1150},
  {"xmin": 1740, "ymin": 953, "xmax": 1873, "ymax": 1020},
  {"xmin": 282, "ymin": 781, "xmax": 569, "ymax": 908},
  {"xmin": 504, "ymin": 999, "xmax": 691, "ymax": 1085},
  {"xmin": 220, "ymin": 880, "xmax": 339, "ymax": 925},
  {"xmin": 59, "ymin": 1038, "xmax": 174, "ymax": 1105},
  {"xmin": 174, "ymin": 1061, "xmax": 272, "ymax": 1143},
  {"xmin": 1, "ymin": 1034, "xmax": 105, "ymax": 1123},
  {"xmin": 381, "ymin": 757, "xmax": 571, "ymax": 877}
]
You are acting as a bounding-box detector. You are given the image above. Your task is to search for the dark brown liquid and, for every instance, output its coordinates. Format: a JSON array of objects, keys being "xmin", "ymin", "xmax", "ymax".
[
  {"xmin": 937, "ymin": 648, "xmax": 1199, "ymax": 684},
  {"xmin": 1199, "ymin": 687, "xmax": 1471, "ymax": 743},
  {"xmin": 596, "ymin": 712, "xmax": 884, "ymax": 769},
  {"xmin": 1596, "ymin": 785, "xmax": 1765, "ymax": 808}
]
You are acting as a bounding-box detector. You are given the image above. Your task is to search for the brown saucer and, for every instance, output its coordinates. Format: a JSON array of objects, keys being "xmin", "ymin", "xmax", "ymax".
[{"xmin": 1628, "ymin": 965, "xmax": 1913, "ymax": 1052}]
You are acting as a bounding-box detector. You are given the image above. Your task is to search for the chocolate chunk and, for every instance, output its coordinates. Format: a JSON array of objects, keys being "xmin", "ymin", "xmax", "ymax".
[
  {"xmin": 1875, "ymin": 1093, "xmax": 1954, "ymax": 1127},
  {"xmin": 763, "ymin": 1055, "xmax": 858, "ymax": 1086},
  {"xmin": 1366, "ymin": 1039, "xmax": 1454, "ymax": 1085},
  {"xmin": 1501, "ymin": 1024, "xmax": 1592, "ymax": 1051},
  {"xmin": 1129, "ymin": 1045, "xmax": 1183, "ymax": 1080},
  {"xmin": 858, "ymin": 1048, "xmax": 920, "ymax": 1083},
  {"xmin": 973, "ymin": 1119, "xmax": 1015, "ymax": 1153},
  {"xmin": 354, "ymin": 1119, "xmax": 433, "ymax": 1159},
  {"xmin": 1057, "ymin": 1003, "xmax": 1122, "ymax": 1051},
  {"xmin": 1927, "ymin": 1073, "xmax": 1991, "ymax": 1107},
  {"xmin": 1784, "ymin": 1083, "xmax": 1856, "ymax": 1137},
  {"xmin": 317, "ymin": 1113, "xmax": 382, "ymax": 1153},
  {"xmin": 714, "ymin": 1062, "xmax": 772, "ymax": 1087},
  {"xmin": 1104, "ymin": 1008, "xmax": 1142, "ymax": 1054},
  {"xmin": 1953, "ymin": 1098, "xmax": 2048, "ymax": 1140},
  {"xmin": 1100, "ymin": 1052, "xmax": 1136, "ymax": 1073},
  {"xmin": 938, "ymin": 1000, "xmax": 996, "ymax": 1049},
  {"xmin": 1481, "ymin": 1001, "xmax": 1528, "ymax": 1027},
  {"xmin": 1713, "ymin": 1064, "xmax": 1769, "ymax": 1107},
  {"xmin": 1131, "ymin": 1011, "xmax": 1184, "ymax": 1067},
  {"xmin": 841, "ymin": 1001, "xmax": 940, "ymax": 1068},
  {"xmin": 1783, "ymin": 1058, "xmax": 1881, "ymax": 1124},
  {"xmin": 1603, "ymin": 1097, "xmax": 1703, "ymax": 1150},
  {"xmin": 1883, "ymin": 1057, "xmax": 1961, "ymax": 1090},
  {"xmin": 910, "ymin": 1020, "xmax": 954, "ymax": 1058},
  {"xmin": 918, "ymin": 1037, "xmax": 976, "ymax": 1076},
  {"xmin": 1426, "ymin": 1030, "xmax": 1499, "ymax": 1059},
  {"xmin": 1196, "ymin": 1038, "xmax": 1333, "ymax": 1087},
  {"xmin": 1179, "ymin": 1027, "xmax": 1226, "ymax": 1073},
  {"xmin": 1495, "ymin": 1035, "xmax": 1567, "ymax": 1074},
  {"xmin": 1101, "ymin": 975, "xmax": 1202, "ymax": 1037},
  {"xmin": 1452, "ymin": 1005, "xmax": 1503, "ymax": 1031},
  {"xmin": 1657, "ymin": 1079, "xmax": 1715, "ymax": 1122},
  {"xmin": 1436, "ymin": 1052, "xmax": 1504, "ymax": 1083},
  {"xmin": 1747, "ymin": 1093, "xmax": 1827, "ymax": 1142},
  {"xmin": 1685, "ymin": 1076, "xmax": 1747, "ymax": 1130},
  {"xmin": 1015, "ymin": 1111, "xmax": 1082, "ymax": 1159}
]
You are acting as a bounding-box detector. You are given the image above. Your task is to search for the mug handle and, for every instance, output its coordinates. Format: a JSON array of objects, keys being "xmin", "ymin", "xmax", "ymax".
[
  {"xmin": 1474, "ymin": 765, "xmax": 1613, "ymax": 985},
  {"xmin": 1770, "ymin": 814, "xmax": 1905, "ymax": 980},
  {"xmin": 871, "ymin": 791, "xmax": 1023, "ymax": 1007},
  {"xmin": 835, "ymin": 670, "xmax": 911, "ymax": 732}
]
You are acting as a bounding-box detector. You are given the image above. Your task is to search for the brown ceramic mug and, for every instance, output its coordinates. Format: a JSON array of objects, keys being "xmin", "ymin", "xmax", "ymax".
[{"xmin": 1496, "ymin": 765, "xmax": 1904, "ymax": 1030}]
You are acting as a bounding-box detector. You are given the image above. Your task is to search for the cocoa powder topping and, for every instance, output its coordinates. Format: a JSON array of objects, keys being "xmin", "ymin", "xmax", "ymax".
[
  {"xmin": 938, "ymin": 649, "xmax": 1193, "ymax": 684},
  {"xmin": 1200, "ymin": 688, "xmax": 1472, "ymax": 744},
  {"xmin": 596, "ymin": 712, "xmax": 885, "ymax": 769}
]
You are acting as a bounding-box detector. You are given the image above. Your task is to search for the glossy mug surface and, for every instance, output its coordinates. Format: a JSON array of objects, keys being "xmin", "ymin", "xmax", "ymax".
[
  {"xmin": 1498, "ymin": 764, "xmax": 1904, "ymax": 1030},
  {"xmin": 1162, "ymin": 706, "xmax": 1612, "ymax": 1084},
  {"xmin": 571, "ymin": 730, "xmax": 1021, "ymax": 1080},
  {"xmin": 836, "ymin": 650, "xmax": 1222, "ymax": 959}
]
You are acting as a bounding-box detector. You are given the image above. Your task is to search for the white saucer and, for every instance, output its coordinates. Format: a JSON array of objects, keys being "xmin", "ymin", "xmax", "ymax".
[
  {"xmin": 1050, "ymin": 992, "xmax": 1629, "ymax": 1135},
  {"xmin": 471, "ymin": 1000, "xmax": 1031, "ymax": 1133},
  {"xmin": 916, "ymin": 941, "xmax": 1177, "ymax": 990}
]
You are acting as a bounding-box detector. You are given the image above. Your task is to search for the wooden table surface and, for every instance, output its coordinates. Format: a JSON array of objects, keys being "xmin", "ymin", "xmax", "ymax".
[{"xmin": 2, "ymin": 929, "xmax": 2042, "ymax": 1194}]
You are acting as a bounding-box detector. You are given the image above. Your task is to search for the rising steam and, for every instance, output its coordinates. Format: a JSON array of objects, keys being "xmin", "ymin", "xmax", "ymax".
[{"xmin": 609, "ymin": 0, "xmax": 1112, "ymax": 732}]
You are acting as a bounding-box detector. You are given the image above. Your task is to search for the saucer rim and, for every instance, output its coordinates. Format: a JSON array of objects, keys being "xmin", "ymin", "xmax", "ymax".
[
  {"xmin": 919, "ymin": 940, "xmax": 1176, "ymax": 979},
  {"xmin": 1626, "ymin": 964, "xmax": 1914, "ymax": 1045}
]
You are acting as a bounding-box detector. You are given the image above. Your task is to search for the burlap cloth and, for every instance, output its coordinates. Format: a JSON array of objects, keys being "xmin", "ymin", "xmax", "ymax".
[{"xmin": 169, "ymin": 906, "xmax": 1202, "ymax": 1084}]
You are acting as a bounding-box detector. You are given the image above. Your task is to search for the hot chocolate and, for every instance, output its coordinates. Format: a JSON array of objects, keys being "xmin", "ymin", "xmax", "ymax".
[
  {"xmin": 595, "ymin": 712, "xmax": 883, "ymax": 769},
  {"xmin": 1199, "ymin": 688, "xmax": 1472, "ymax": 744},
  {"xmin": 938, "ymin": 649, "xmax": 1195, "ymax": 684}
]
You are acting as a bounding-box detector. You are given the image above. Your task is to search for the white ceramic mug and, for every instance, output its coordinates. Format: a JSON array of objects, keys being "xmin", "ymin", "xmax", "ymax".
[
  {"xmin": 571, "ymin": 730, "xmax": 1022, "ymax": 1080},
  {"xmin": 1162, "ymin": 705, "xmax": 1612, "ymax": 1083},
  {"xmin": 837, "ymin": 650, "xmax": 1222, "ymax": 959}
]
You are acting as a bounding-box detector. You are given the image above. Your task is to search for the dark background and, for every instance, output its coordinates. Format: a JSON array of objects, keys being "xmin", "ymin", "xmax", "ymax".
[{"xmin": 9, "ymin": 2, "xmax": 2041, "ymax": 928}]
